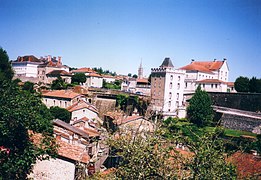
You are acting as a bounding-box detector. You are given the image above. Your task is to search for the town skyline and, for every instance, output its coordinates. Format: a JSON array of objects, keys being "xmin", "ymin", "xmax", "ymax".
[{"xmin": 1, "ymin": 0, "xmax": 261, "ymax": 81}]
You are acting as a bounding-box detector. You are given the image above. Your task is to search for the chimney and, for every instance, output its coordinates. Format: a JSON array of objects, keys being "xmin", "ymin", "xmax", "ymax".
[
  {"xmin": 58, "ymin": 56, "xmax": 62, "ymax": 64},
  {"xmin": 48, "ymin": 55, "xmax": 51, "ymax": 62},
  {"xmin": 191, "ymin": 59, "xmax": 195, "ymax": 63}
]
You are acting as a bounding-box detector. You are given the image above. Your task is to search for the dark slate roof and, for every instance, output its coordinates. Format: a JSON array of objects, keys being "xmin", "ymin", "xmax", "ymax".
[
  {"xmin": 53, "ymin": 119, "xmax": 89, "ymax": 139},
  {"xmin": 160, "ymin": 57, "xmax": 174, "ymax": 68}
]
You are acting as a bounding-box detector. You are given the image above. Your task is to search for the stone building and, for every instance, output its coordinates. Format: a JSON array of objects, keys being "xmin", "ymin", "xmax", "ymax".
[{"xmin": 151, "ymin": 57, "xmax": 186, "ymax": 119}]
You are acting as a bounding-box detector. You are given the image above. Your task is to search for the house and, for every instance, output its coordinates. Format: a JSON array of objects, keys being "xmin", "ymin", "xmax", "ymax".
[
  {"xmin": 71, "ymin": 67, "xmax": 96, "ymax": 76},
  {"xmin": 180, "ymin": 59, "xmax": 229, "ymax": 93},
  {"xmin": 46, "ymin": 70, "xmax": 72, "ymax": 84},
  {"xmin": 102, "ymin": 74, "xmax": 116, "ymax": 83},
  {"xmin": 227, "ymin": 82, "xmax": 237, "ymax": 93},
  {"xmin": 66, "ymin": 100, "xmax": 101, "ymax": 123},
  {"xmin": 30, "ymin": 119, "xmax": 108, "ymax": 179},
  {"xmin": 104, "ymin": 112, "xmax": 155, "ymax": 134},
  {"xmin": 151, "ymin": 57, "xmax": 186, "ymax": 119},
  {"xmin": 135, "ymin": 78, "xmax": 151, "ymax": 96},
  {"xmin": 42, "ymin": 90, "xmax": 85, "ymax": 108},
  {"xmin": 38, "ymin": 55, "xmax": 70, "ymax": 84}
]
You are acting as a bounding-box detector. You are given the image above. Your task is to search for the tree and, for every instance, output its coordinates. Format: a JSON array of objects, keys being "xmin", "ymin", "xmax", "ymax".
[
  {"xmin": 51, "ymin": 76, "xmax": 67, "ymax": 90},
  {"xmin": 187, "ymin": 86, "xmax": 213, "ymax": 127},
  {"xmin": 234, "ymin": 76, "xmax": 250, "ymax": 92},
  {"xmin": 50, "ymin": 106, "xmax": 71, "ymax": 123},
  {"xmin": 0, "ymin": 47, "xmax": 14, "ymax": 83},
  {"xmin": 107, "ymin": 134, "xmax": 186, "ymax": 179},
  {"xmin": 249, "ymin": 77, "xmax": 261, "ymax": 93},
  {"xmin": 132, "ymin": 74, "xmax": 138, "ymax": 78},
  {"xmin": 127, "ymin": 73, "xmax": 132, "ymax": 77},
  {"xmin": 22, "ymin": 81, "xmax": 35, "ymax": 93},
  {"xmin": 0, "ymin": 48, "xmax": 56, "ymax": 179},
  {"xmin": 0, "ymin": 81, "xmax": 56, "ymax": 179},
  {"xmin": 186, "ymin": 132, "xmax": 237, "ymax": 179},
  {"xmin": 71, "ymin": 73, "xmax": 86, "ymax": 85}
]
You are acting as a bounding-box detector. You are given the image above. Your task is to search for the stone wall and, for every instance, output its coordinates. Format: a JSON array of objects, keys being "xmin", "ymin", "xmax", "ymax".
[
  {"xmin": 95, "ymin": 97, "xmax": 116, "ymax": 118},
  {"xmin": 209, "ymin": 92, "xmax": 261, "ymax": 112},
  {"xmin": 220, "ymin": 113, "xmax": 261, "ymax": 134}
]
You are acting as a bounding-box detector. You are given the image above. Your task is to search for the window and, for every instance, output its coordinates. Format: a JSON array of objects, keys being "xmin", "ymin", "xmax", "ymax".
[
  {"xmin": 177, "ymin": 93, "xmax": 179, "ymax": 100},
  {"xmin": 178, "ymin": 76, "xmax": 181, "ymax": 81},
  {"xmin": 170, "ymin": 82, "xmax": 173, "ymax": 89},
  {"xmin": 169, "ymin": 92, "xmax": 172, "ymax": 99},
  {"xmin": 185, "ymin": 82, "xmax": 188, "ymax": 88},
  {"xmin": 170, "ymin": 75, "xmax": 173, "ymax": 80},
  {"xmin": 215, "ymin": 84, "xmax": 218, "ymax": 88},
  {"xmin": 211, "ymin": 84, "xmax": 213, "ymax": 88},
  {"xmin": 83, "ymin": 110, "xmax": 85, "ymax": 113},
  {"xmin": 203, "ymin": 84, "xmax": 205, "ymax": 88},
  {"xmin": 177, "ymin": 83, "xmax": 180, "ymax": 89},
  {"xmin": 168, "ymin": 101, "xmax": 171, "ymax": 107}
]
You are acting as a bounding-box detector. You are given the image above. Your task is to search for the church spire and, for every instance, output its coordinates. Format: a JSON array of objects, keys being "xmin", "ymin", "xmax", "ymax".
[{"xmin": 138, "ymin": 59, "xmax": 143, "ymax": 79}]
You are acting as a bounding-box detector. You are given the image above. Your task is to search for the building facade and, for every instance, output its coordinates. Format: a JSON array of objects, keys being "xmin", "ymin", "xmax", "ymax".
[
  {"xmin": 151, "ymin": 58, "xmax": 186, "ymax": 118},
  {"xmin": 180, "ymin": 59, "xmax": 229, "ymax": 93}
]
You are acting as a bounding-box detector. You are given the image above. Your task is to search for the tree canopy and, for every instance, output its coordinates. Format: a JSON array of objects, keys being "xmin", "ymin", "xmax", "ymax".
[
  {"xmin": 51, "ymin": 76, "xmax": 67, "ymax": 90},
  {"xmin": 187, "ymin": 86, "xmax": 213, "ymax": 127},
  {"xmin": 0, "ymin": 48, "xmax": 56, "ymax": 179},
  {"xmin": 234, "ymin": 76, "xmax": 250, "ymax": 92},
  {"xmin": 71, "ymin": 73, "xmax": 86, "ymax": 85},
  {"xmin": 0, "ymin": 47, "xmax": 14, "ymax": 83},
  {"xmin": 50, "ymin": 106, "xmax": 71, "ymax": 123}
]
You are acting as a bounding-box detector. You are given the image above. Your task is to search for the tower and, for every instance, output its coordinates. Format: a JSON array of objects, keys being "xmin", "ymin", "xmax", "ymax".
[
  {"xmin": 151, "ymin": 57, "xmax": 186, "ymax": 119},
  {"xmin": 138, "ymin": 60, "xmax": 143, "ymax": 79}
]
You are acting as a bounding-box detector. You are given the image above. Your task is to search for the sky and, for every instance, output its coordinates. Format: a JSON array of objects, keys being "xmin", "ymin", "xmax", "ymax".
[{"xmin": 1, "ymin": 0, "xmax": 261, "ymax": 81}]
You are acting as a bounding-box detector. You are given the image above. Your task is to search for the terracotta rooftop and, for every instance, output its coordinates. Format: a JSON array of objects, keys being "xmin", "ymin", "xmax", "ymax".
[
  {"xmin": 15, "ymin": 55, "xmax": 41, "ymax": 63},
  {"xmin": 53, "ymin": 119, "xmax": 89, "ymax": 139},
  {"xmin": 46, "ymin": 70, "xmax": 71, "ymax": 76},
  {"xmin": 180, "ymin": 60, "xmax": 225, "ymax": 73},
  {"xmin": 57, "ymin": 139, "xmax": 90, "ymax": 163},
  {"xmin": 67, "ymin": 100, "xmax": 98, "ymax": 114},
  {"xmin": 42, "ymin": 90, "xmax": 82, "ymax": 99},
  {"xmin": 87, "ymin": 73, "xmax": 102, "ymax": 78},
  {"xmin": 102, "ymin": 74, "xmax": 116, "ymax": 78},
  {"xmin": 227, "ymin": 82, "xmax": 235, "ymax": 86},
  {"xmin": 71, "ymin": 67, "xmax": 95, "ymax": 73},
  {"xmin": 228, "ymin": 152, "xmax": 261, "ymax": 178},
  {"xmin": 137, "ymin": 78, "xmax": 149, "ymax": 84},
  {"xmin": 196, "ymin": 79, "xmax": 226, "ymax": 83},
  {"xmin": 83, "ymin": 127, "xmax": 100, "ymax": 137}
]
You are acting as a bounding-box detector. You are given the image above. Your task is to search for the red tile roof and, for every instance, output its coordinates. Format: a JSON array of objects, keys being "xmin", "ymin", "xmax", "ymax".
[
  {"xmin": 46, "ymin": 70, "xmax": 71, "ymax": 76},
  {"xmin": 228, "ymin": 152, "xmax": 261, "ymax": 178},
  {"xmin": 57, "ymin": 139, "xmax": 90, "ymax": 163},
  {"xmin": 71, "ymin": 67, "xmax": 95, "ymax": 73},
  {"xmin": 67, "ymin": 100, "xmax": 98, "ymax": 114},
  {"xmin": 137, "ymin": 78, "xmax": 149, "ymax": 83},
  {"xmin": 42, "ymin": 90, "xmax": 82, "ymax": 99},
  {"xmin": 83, "ymin": 127, "xmax": 100, "ymax": 137},
  {"xmin": 227, "ymin": 82, "xmax": 234, "ymax": 87},
  {"xmin": 87, "ymin": 73, "xmax": 102, "ymax": 78},
  {"xmin": 180, "ymin": 60, "xmax": 224, "ymax": 73},
  {"xmin": 196, "ymin": 79, "xmax": 226, "ymax": 83}
]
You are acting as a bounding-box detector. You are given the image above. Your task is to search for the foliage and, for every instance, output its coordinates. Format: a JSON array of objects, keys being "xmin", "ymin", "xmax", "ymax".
[
  {"xmin": 0, "ymin": 81, "xmax": 57, "ymax": 179},
  {"xmin": 187, "ymin": 86, "xmax": 213, "ymax": 127},
  {"xmin": 186, "ymin": 132, "xmax": 237, "ymax": 179},
  {"xmin": 127, "ymin": 73, "xmax": 132, "ymax": 77},
  {"xmin": 93, "ymin": 67, "xmax": 117, "ymax": 76},
  {"xmin": 50, "ymin": 106, "xmax": 71, "ymax": 123},
  {"xmin": 107, "ymin": 133, "xmax": 186, "ymax": 179},
  {"xmin": 71, "ymin": 73, "xmax": 86, "ymax": 85},
  {"xmin": 234, "ymin": 76, "xmax": 250, "ymax": 92},
  {"xmin": 132, "ymin": 74, "xmax": 138, "ymax": 78},
  {"xmin": 116, "ymin": 94, "xmax": 139, "ymax": 115},
  {"xmin": 22, "ymin": 81, "xmax": 35, "ymax": 93},
  {"xmin": 51, "ymin": 76, "xmax": 67, "ymax": 90},
  {"xmin": 0, "ymin": 47, "xmax": 14, "ymax": 83},
  {"xmin": 103, "ymin": 80, "xmax": 121, "ymax": 89},
  {"xmin": 249, "ymin": 77, "xmax": 261, "ymax": 93}
]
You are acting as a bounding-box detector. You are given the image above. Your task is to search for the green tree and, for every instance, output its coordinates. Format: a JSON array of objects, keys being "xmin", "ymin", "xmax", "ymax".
[
  {"xmin": 0, "ymin": 47, "xmax": 14, "ymax": 83},
  {"xmin": 234, "ymin": 76, "xmax": 250, "ymax": 92},
  {"xmin": 187, "ymin": 86, "xmax": 213, "ymax": 127},
  {"xmin": 22, "ymin": 81, "xmax": 35, "ymax": 93},
  {"xmin": 50, "ymin": 106, "xmax": 71, "ymax": 123},
  {"xmin": 186, "ymin": 132, "xmax": 237, "ymax": 179},
  {"xmin": 0, "ymin": 48, "xmax": 56, "ymax": 179},
  {"xmin": 51, "ymin": 76, "xmax": 67, "ymax": 90},
  {"xmin": 107, "ymin": 134, "xmax": 186, "ymax": 179},
  {"xmin": 127, "ymin": 73, "xmax": 132, "ymax": 77},
  {"xmin": 132, "ymin": 74, "xmax": 138, "ymax": 78},
  {"xmin": 249, "ymin": 77, "xmax": 261, "ymax": 93},
  {"xmin": 0, "ymin": 82, "xmax": 57, "ymax": 179},
  {"xmin": 71, "ymin": 73, "xmax": 86, "ymax": 85}
]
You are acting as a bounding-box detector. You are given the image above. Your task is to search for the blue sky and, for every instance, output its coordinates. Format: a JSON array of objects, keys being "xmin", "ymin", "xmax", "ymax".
[{"xmin": 1, "ymin": 0, "xmax": 261, "ymax": 81}]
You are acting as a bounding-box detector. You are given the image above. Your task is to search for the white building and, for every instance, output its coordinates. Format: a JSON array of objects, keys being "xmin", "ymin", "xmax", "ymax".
[
  {"xmin": 151, "ymin": 58, "xmax": 186, "ymax": 119},
  {"xmin": 42, "ymin": 90, "xmax": 85, "ymax": 108},
  {"xmin": 180, "ymin": 59, "xmax": 229, "ymax": 93},
  {"xmin": 12, "ymin": 56, "xmax": 42, "ymax": 78}
]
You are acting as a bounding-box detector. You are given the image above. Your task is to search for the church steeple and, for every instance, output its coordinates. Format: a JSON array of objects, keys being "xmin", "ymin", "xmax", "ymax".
[{"xmin": 138, "ymin": 59, "xmax": 143, "ymax": 79}]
